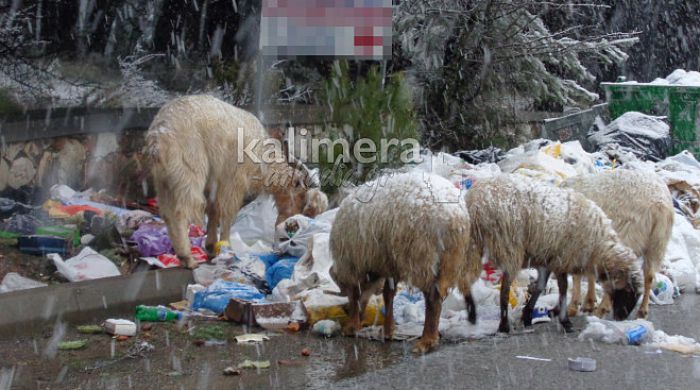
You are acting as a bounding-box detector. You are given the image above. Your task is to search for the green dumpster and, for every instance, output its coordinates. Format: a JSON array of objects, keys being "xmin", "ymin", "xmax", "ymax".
[{"xmin": 602, "ymin": 82, "xmax": 700, "ymax": 157}]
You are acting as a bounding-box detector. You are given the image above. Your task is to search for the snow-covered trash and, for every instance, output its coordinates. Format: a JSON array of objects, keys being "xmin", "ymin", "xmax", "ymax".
[
  {"xmin": 0, "ymin": 272, "xmax": 47, "ymax": 293},
  {"xmin": 578, "ymin": 317, "xmax": 654, "ymax": 345},
  {"xmin": 588, "ymin": 112, "xmax": 671, "ymax": 162},
  {"xmin": 47, "ymin": 247, "xmax": 121, "ymax": 282}
]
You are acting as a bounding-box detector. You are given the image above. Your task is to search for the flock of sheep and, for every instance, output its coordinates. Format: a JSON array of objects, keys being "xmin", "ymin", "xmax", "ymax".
[{"xmin": 146, "ymin": 95, "xmax": 674, "ymax": 354}]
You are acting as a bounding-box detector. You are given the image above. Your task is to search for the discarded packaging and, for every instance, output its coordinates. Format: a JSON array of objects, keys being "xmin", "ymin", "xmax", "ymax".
[
  {"xmin": 312, "ymin": 320, "xmax": 340, "ymax": 337},
  {"xmin": 224, "ymin": 299, "xmax": 307, "ymax": 329},
  {"xmin": 579, "ymin": 317, "xmax": 654, "ymax": 346},
  {"xmin": 104, "ymin": 319, "xmax": 137, "ymax": 337},
  {"xmin": 48, "ymin": 247, "xmax": 121, "ymax": 282},
  {"xmin": 568, "ymin": 357, "xmax": 597, "ymax": 372},
  {"xmin": 58, "ymin": 340, "xmax": 88, "ymax": 350},
  {"xmin": 135, "ymin": 305, "xmax": 183, "ymax": 322},
  {"xmin": 237, "ymin": 360, "xmax": 271, "ymax": 369},
  {"xmin": 0, "ymin": 272, "xmax": 47, "ymax": 293},
  {"xmin": 301, "ymin": 348, "xmax": 311, "ymax": 357},
  {"xmin": 234, "ymin": 333, "xmax": 270, "ymax": 343}
]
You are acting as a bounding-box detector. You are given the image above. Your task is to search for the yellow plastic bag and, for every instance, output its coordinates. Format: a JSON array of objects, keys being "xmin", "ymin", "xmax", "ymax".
[{"xmin": 304, "ymin": 297, "xmax": 384, "ymax": 326}]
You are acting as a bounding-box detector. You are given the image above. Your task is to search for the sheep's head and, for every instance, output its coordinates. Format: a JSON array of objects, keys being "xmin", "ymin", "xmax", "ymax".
[
  {"xmin": 599, "ymin": 246, "xmax": 643, "ymax": 320},
  {"xmin": 267, "ymin": 156, "xmax": 327, "ymax": 224}
]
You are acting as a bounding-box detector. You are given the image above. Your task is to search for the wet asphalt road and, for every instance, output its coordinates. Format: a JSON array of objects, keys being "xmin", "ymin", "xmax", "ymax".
[
  {"xmin": 332, "ymin": 292, "xmax": 700, "ymax": 390},
  {"xmin": 2, "ymin": 293, "xmax": 699, "ymax": 389}
]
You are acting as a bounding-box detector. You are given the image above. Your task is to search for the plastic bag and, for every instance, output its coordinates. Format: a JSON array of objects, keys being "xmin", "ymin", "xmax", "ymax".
[
  {"xmin": 650, "ymin": 273, "xmax": 675, "ymax": 305},
  {"xmin": 273, "ymin": 215, "xmax": 332, "ymax": 257},
  {"xmin": 0, "ymin": 272, "xmax": 47, "ymax": 293},
  {"xmin": 588, "ymin": 112, "xmax": 671, "ymax": 162},
  {"xmin": 265, "ymin": 257, "xmax": 300, "ymax": 290},
  {"xmin": 230, "ymin": 195, "xmax": 278, "ymax": 244},
  {"xmin": 191, "ymin": 280, "xmax": 265, "ymax": 314},
  {"xmin": 192, "ymin": 255, "xmax": 267, "ymax": 288},
  {"xmin": 47, "ymin": 247, "xmax": 121, "ymax": 282},
  {"xmin": 578, "ymin": 316, "xmax": 654, "ymax": 345}
]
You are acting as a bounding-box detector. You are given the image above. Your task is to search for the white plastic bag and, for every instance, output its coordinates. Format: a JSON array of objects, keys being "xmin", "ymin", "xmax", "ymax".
[
  {"xmin": 47, "ymin": 247, "xmax": 121, "ymax": 282},
  {"xmin": 0, "ymin": 272, "xmax": 47, "ymax": 293},
  {"xmin": 230, "ymin": 195, "xmax": 278, "ymax": 244},
  {"xmin": 273, "ymin": 215, "xmax": 332, "ymax": 257},
  {"xmin": 578, "ymin": 316, "xmax": 654, "ymax": 345}
]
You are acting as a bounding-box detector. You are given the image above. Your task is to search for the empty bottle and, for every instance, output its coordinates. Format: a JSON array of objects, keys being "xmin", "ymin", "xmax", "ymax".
[{"xmin": 135, "ymin": 305, "xmax": 183, "ymax": 322}]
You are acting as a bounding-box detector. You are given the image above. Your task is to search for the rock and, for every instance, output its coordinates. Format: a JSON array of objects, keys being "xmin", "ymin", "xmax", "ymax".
[
  {"xmin": 0, "ymin": 159, "xmax": 9, "ymax": 191},
  {"xmin": 8, "ymin": 157, "xmax": 36, "ymax": 189}
]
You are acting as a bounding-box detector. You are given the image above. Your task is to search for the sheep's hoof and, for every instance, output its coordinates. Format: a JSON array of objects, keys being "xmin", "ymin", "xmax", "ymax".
[
  {"xmin": 383, "ymin": 325, "xmax": 395, "ymax": 340},
  {"xmin": 582, "ymin": 301, "xmax": 596, "ymax": 314},
  {"xmin": 341, "ymin": 323, "xmax": 359, "ymax": 337},
  {"xmin": 636, "ymin": 308, "xmax": 648, "ymax": 319},
  {"xmin": 412, "ymin": 338, "xmax": 438, "ymax": 354},
  {"xmin": 497, "ymin": 322, "xmax": 510, "ymax": 334},
  {"xmin": 560, "ymin": 320, "xmax": 574, "ymax": 333},
  {"xmin": 593, "ymin": 307, "xmax": 609, "ymax": 318}
]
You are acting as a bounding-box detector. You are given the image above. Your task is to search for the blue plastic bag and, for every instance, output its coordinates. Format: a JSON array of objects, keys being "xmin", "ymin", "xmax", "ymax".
[
  {"xmin": 192, "ymin": 280, "xmax": 264, "ymax": 314},
  {"xmin": 265, "ymin": 257, "xmax": 300, "ymax": 290}
]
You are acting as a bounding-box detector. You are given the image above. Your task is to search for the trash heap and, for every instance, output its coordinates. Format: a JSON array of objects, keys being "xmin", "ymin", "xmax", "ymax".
[{"xmin": 1, "ymin": 110, "xmax": 700, "ymax": 350}]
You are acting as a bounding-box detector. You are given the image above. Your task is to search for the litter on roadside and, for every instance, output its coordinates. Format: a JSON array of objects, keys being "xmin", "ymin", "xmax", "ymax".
[{"xmin": 234, "ymin": 333, "xmax": 269, "ymax": 343}]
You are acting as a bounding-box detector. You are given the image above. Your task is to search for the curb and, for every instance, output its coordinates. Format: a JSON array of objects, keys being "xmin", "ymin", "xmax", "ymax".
[{"xmin": 0, "ymin": 268, "xmax": 193, "ymax": 337}]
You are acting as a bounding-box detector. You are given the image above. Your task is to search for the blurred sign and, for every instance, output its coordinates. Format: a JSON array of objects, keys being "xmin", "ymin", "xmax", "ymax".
[{"xmin": 260, "ymin": 0, "xmax": 392, "ymax": 59}]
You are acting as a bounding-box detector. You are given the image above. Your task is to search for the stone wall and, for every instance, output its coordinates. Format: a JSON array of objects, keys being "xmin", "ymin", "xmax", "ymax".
[{"xmin": 0, "ymin": 130, "xmax": 152, "ymax": 203}]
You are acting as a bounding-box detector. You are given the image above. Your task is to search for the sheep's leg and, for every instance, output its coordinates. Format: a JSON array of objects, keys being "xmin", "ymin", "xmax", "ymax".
[
  {"xmin": 204, "ymin": 204, "xmax": 219, "ymax": 256},
  {"xmin": 382, "ymin": 279, "xmax": 396, "ymax": 340},
  {"xmin": 567, "ymin": 274, "xmax": 582, "ymax": 317},
  {"xmin": 594, "ymin": 293, "xmax": 612, "ymax": 318},
  {"xmin": 465, "ymin": 291, "xmax": 477, "ymax": 325},
  {"xmin": 413, "ymin": 286, "xmax": 443, "ymax": 354},
  {"xmin": 582, "ymin": 272, "xmax": 598, "ymax": 313},
  {"xmin": 342, "ymin": 285, "xmax": 362, "ymax": 336},
  {"xmin": 556, "ymin": 273, "xmax": 574, "ymax": 332},
  {"xmin": 498, "ymin": 272, "xmax": 512, "ymax": 334},
  {"xmin": 523, "ymin": 267, "xmax": 550, "ymax": 327},
  {"xmin": 164, "ymin": 213, "xmax": 197, "ymax": 269},
  {"xmin": 637, "ymin": 269, "xmax": 654, "ymax": 319}
]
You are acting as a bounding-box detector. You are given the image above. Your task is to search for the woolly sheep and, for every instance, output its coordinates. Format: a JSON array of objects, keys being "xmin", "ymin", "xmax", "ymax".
[
  {"xmin": 146, "ymin": 95, "xmax": 318, "ymax": 269},
  {"xmin": 329, "ymin": 172, "xmax": 478, "ymax": 354},
  {"xmin": 561, "ymin": 169, "xmax": 674, "ymax": 319},
  {"xmin": 464, "ymin": 174, "xmax": 643, "ymax": 333}
]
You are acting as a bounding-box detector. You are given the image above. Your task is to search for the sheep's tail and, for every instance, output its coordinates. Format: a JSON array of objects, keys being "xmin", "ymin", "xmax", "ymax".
[
  {"xmin": 643, "ymin": 201, "xmax": 675, "ymax": 275},
  {"xmin": 146, "ymin": 125, "xmax": 207, "ymax": 226}
]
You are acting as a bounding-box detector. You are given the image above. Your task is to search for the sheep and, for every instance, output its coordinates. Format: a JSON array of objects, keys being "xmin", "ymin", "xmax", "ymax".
[
  {"xmin": 145, "ymin": 95, "xmax": 317, "ymax": 269},
  {"xmin": 464, "ymin": 174, "xmax": 643, "ymax": 333},
  {"xmin": 329, "ymin": 171, "xmax": 479, "ymax": 354},
  {"xmin": 561, "ymin": 169, "xmax": 674, "ymax": 319}
]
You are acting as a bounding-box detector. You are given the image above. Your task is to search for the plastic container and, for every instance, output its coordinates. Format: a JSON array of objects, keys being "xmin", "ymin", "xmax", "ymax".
[
  {"xmin": 18, "ymin": 235, "xmax": 69, "ymax": 256},
  {"xmin": 135, "ymin": 305, "xmax": 183, "ymax": 322}
]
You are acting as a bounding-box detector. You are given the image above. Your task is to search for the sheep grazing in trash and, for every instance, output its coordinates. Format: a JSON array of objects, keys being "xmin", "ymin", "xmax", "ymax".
[
  {"xmin": 329, "ymin": 172, "xmax": 478, "ymax": 354},
  {"xmin": 561, "ymin": 169, "xmax": 674, "ymax": 320},
  {"xmin": 464, "ymin": 175, "xmax": 643, "ymax": 333},
  {"xmin": 145, "ymin": 95, "xmax": 319, "ymax": 269}
]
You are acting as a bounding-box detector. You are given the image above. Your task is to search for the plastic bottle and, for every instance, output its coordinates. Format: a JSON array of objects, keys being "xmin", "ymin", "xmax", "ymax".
[{"xmin": 135, "ymin": 305, "xmax": 183, "ymax": 322}]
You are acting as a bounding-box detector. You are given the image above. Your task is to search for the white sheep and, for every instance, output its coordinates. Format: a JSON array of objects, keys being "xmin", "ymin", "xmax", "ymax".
[
  {"xmin": 464, "ymin": 174, "xmax": 643, "ymax": 333},
  {"xmin": 145, "ymin": 95, "xmax": 317, "ymax": 268},
  {"xmin": 329, "ymin": 172, "xmax": 479, "ymax": 354},
  {"xmin": 561, "ymin": 169, "xmax": 674, "ymax": 319}
]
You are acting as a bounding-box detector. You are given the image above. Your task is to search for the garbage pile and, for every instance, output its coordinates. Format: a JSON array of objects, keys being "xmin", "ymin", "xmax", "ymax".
[{"xmin": 1, "ymin": 109, "xmax": 700, "ymax": 352}]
